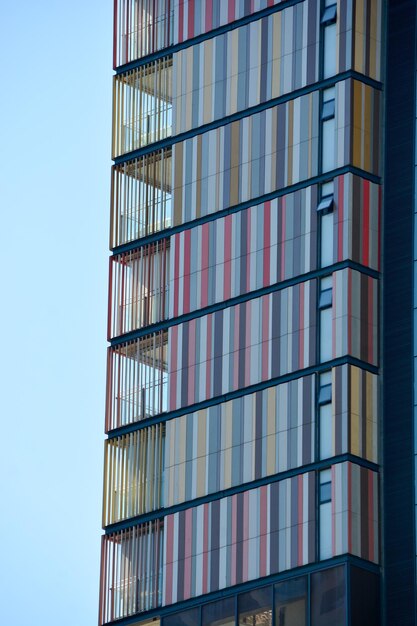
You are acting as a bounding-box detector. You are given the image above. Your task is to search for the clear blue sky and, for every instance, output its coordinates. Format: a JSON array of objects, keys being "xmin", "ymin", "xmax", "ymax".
[{"xmin": 0, "ymin": 2, "xmax": 112, "ymax": 624}]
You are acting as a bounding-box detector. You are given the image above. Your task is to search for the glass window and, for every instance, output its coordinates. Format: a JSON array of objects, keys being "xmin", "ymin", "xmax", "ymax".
[
  {"xmin": 275, "ymin": 576, "xmax": 307, "ymax": 626},
  {"xmin": 320, "ymin": 403, "xmax": 333, "ymax": 460},
  {"xmin": 320, "ymin": 307, "xmax": 333, "ymax": 362},
  {"xmin": 350, "ymin": 566, "xmax": 380, "ymax": 626},
  {"xmin": 322, "ymin": 116, "xmax": 335, "ymax": 172},
  {"xmin": 320, "ymin": 276, "xmax": 332, "ymax": 293},
  {"xmin": 318, "ymin": 371, "xmax": 332, "ymax": 403},
  {"xmin": 320, "ymin": 211, "xmax": 334, "ymax": 267},
  {"xmin": 322, "ymin": 88, "xmax": 336, "ymax": 121},
  {"xmin": 163, "ymin": 608, "xmax": 200, "ymax": 626},
  {"xmin": 311, "ymin": 566, "xmax": 346, "ymax": 626},
  {"xmin": 319, "ymin": 278, "xmax": 333, "ymax": 363},
  {"xmin": 203, "ymin": 597, "xmax": 235, "ymax": 626},
  {"xmin": 238, "ymin": 587, "xmax": 272, "ymax": 626},
  {"xmin": 319, "ymin": 470, "xmax": 332, "ymax": 560},
  {"xmin": 323, "ymin": 22, "xmax": 337, "ymax": 78},
  {"xmin": 321, "ymin": 181, "xmax": 333, "ymax": 197}
]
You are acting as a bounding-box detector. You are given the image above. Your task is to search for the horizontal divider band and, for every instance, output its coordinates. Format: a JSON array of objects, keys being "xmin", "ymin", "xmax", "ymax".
[
  {"xmin": 103, "ymin": 451, "xmax": 379, "ymax": 533},
  {"xmin": 105, "ymin": 354, "xmax": 379, "ymax": 438}
]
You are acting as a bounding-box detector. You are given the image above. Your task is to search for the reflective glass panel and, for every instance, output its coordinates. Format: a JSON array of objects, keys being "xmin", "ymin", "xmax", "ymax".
[
  {"xmin": 311, "ymin": 566, "xmax": 346, "ymax": 626},
  {"xmin": 275, "ymin": 576, "xmax": 307, "ymax": 626},
  {"xmin": 203, "ymin": 597, "xmax": 235, "ymax": 626},
  {"xmin": 238, "ymin": 587, "xmax": 272, "ymax": 626}
]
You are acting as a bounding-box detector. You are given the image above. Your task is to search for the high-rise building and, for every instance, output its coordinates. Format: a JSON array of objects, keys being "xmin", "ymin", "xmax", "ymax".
[{"xmin": 99, "ymin": 1, "xmax": 417, "ymax": 625}]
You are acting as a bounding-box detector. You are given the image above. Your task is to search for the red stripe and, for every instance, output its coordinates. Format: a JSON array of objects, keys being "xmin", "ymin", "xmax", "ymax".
[
  {"xmin": 228, "ymin": 0, "xmax": 235, "ymax": 23},
  {"xmin": 363, "ymin": 179, "xmax": 370, "ymax": 267},
  {"xmin": 183, "ymin": 229, "xmax": 191, "ymax": 313},
  {"xmin": 167, "ymin": 0, "xmax": 171, "ymax": 47},
  {"xmin": 205, "ymin": 0, "xmax": 212, "ymax": 33},
  {"xmin": 187, "ymin": 0, "xmax": 194, "ymax": 39},
  {"xmin": 201, "ymin": 223, "xmax": 209, "ymax": 308},
  {"xmin": 263, "ymin": 202, "xmax": 271, "ymax": 287},
  {"xmin": 179, "ymin": 0, "xmax": 184, "ymax": 42},
  {"xmin": 173, "ymin": 235, "xmax": 180, "ymax": 317},
  {"xmin": 184, "ymin": 509, "xmax": 192, "ymax": 597}
]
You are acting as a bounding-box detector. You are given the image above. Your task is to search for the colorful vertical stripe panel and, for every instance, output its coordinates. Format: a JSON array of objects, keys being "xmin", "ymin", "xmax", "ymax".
[
  {"xmin": 99, "ymin": 521, "xmax": 164, "ymax": 624},
  {"xmin": 333, "ymin": 365, "xmax": 378, "ymax": 463},
  {"xmin": 163, "ymin": 474, "xmax": 316, "ymax": 605},
  {"xmin": 103, "ymin": 425, "xmax": 165, "ymax": 526},
  {"xmin": 334, "ymin": 0, "xmax": 382, "ymax": 81},
  {"xmin": 351, "ymin": 0, "xmax": 382, "ymax": 81},
  {"xmin": 168, "ymin": 283, "xmax": 317, "ymax": 411},
  {"xmin": 106, "ymin": 331, "xmax": 168, "ymax": 432},
  {"xmin": 172, "ymin": 92, "xmax": 320, "ymax": 224},
  {"xmin": 109, "ymin": 240, "xmax": 170, "ymax": 339},
  {"xmin": 113, "ymin": 58, "xmax": 173, "ymax": 157},
  {"xmin": 165, "ymin": 376, "xmax": 315, "ymax": 507},
  {"xmin": 332, "ymin": 269, "xmax": 378, "ymax": 366},
  {"xmin": 172, "ymin": 0, "xmax": 286, "ymax": 47},
  {"xmin": 113, "ymin": 0, "xmax": 174, "ymax": 66},
  {"xmin": 334, "ymin": 80, "xmax": 381, "ymax": 176},
  {"xmin": 110, "ymin": 149, "xmax": 173, "ymax": 248},
  {"xmin": 332, "ymin": 462, "xmax": 379, "ymax": 563},
  {"xmin": 169, "ymin": 192, "xmax": 318, "ymax": 318},
  {"xmin": 172, "ymin": 1, "xmax": 320, "ymax": 134},
  {"xmin": 333, "ymin": 174, "xmax": 381, "ymax": 271}
]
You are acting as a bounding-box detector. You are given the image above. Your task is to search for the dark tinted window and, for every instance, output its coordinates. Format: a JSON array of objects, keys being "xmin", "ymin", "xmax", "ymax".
[
  {"xmin": 238, "ymin": 587, "xmax": 272, "ymax": 626},
  {"xmin": 350, "ymin": 566, "xmax": 380, "ymax": 626},
  {"xmin": 311, "ymin": 566, "xmax": 346, "ymax": 626},
  {"xmin": 163, "ymin": 607, "xmax": 200, "ymax": 626},
  {"xmin": 203, "ymin": 597, "xmax": 235, "ymax": 626},
  {"xmin": 275, "ymin": 576, "xmax": 307, "ymax": 626}
]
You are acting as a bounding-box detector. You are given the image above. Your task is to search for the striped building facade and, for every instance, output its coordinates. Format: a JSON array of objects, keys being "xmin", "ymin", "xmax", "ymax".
[{"xmin": 100, "ymin": 1, "xmax": 387, "ymax": 625}]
